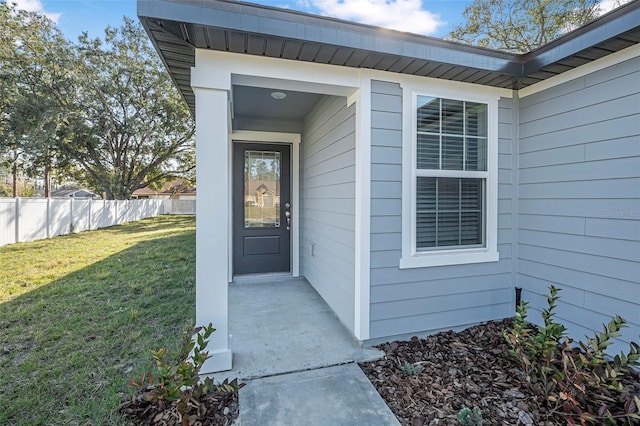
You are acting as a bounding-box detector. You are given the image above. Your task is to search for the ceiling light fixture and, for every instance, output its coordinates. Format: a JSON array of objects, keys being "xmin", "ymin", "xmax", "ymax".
[{"xmin": 270, "ymin": 91, "xmax": 287, "ymax": 100}]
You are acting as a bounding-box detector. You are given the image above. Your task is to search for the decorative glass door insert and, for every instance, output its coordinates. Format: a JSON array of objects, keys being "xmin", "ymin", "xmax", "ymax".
[{"xmin": 244, "ymin": 150, "xmax": 281, "ymax": 228}]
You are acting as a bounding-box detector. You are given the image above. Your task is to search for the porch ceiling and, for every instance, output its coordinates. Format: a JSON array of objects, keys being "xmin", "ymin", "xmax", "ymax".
[
  {"xmin": 233, "ymin": 85, "xmax": 322, "ymax": 121},
  {"xmin": 138, "ymin": 0, "xmax": 640, "ymax": 114}
]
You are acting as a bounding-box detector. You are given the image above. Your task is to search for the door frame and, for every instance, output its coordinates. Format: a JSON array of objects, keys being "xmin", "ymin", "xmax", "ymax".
[
  {"xmin": 232, "ymin": 142, "xmax": 291, "ymax": 274},
  {"xmin": 230, "ymin": 130, "xmax": 300, "ymax": 279}
]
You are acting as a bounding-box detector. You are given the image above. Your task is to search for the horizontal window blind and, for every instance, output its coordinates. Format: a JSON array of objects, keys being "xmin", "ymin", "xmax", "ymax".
[
  {"xmin": 415, "ymin": 96, "xmax": 488, "ymax": 251},
  {"xmin": 416, "ymin": 177, "xmax": 483, "ymax": 248}
]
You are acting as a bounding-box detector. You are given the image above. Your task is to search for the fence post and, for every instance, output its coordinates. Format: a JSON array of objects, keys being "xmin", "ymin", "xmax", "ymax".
[
  {"xmin": 69, "ymin": 198, "xmax": 74, "ymax": 233},
  {"xmin": 46, "ymin": 198, "xmax": 51, "ymax": 239},
  {"xmin": 88, "ymin": 199, "xmax": 92, "ymax": 231},
  {"xmin": 14, "ymin": 197, "xmax": 20, "ymax": 243},
  {"xmin": 102, "ymin": 200, "xmax": 105, "ymax": 227}
]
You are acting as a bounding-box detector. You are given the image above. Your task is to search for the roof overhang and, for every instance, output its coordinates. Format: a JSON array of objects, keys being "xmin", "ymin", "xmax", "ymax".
[{"xmin": 138, "ymin": 0, "xmax": 640, "ymax": 113}]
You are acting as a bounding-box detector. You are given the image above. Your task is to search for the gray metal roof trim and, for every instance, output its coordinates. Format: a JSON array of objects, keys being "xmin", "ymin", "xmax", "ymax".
[
  {"xmin": 138, "ymin": 0, "xmax": 640, "ymax": 111},
  {"xmin": 522, "ymin": 0, "xmax": 640, "ymax": 57},
  {"xmin": 138, "ymin": 0, "xmax": 522, "ymax": 73},
  {"xmin": 140, "ymin": 0, "xmax": 518, "ymax": 56},
  {"xmin": 522, "ymin": 1, "xmax": 640, "ymax": 75},
  {"xmin": 143, "ymin": 16, "xmax": 519, "ymax": 87}
]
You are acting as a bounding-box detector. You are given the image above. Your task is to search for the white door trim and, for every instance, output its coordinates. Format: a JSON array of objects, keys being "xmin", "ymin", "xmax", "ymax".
[{"xmin": 231, "ymin": 130, "xmax": 301, "ymax": 278}]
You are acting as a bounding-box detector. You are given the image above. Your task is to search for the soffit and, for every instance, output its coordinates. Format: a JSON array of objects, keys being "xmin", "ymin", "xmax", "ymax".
[
  {"xmin": 138, "ymin": 0, "xmax": 640, "ymax": 113},
  {"xmin": 233, "ymin": 86, "xmax": 322, "ymax": 120}
]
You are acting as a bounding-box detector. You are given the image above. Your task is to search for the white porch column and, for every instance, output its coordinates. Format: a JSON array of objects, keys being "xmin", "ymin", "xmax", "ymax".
[
  {"xmin": 193, "ymin": 85, "xmax": 233, "ymax": 373},
  {"xmin": 353, "ymin": 78, "xmax": 371, "ymax": 342}
]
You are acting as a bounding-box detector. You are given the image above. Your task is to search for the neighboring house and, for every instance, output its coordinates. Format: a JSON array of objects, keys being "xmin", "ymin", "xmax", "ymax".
[
  {"xmin": 50, "ymin": 188, "xmax": 100, "ymax": 199},
  {"xmin": 138, "ymin": 0, "xmax": 640, "ymax": 372},
  {"xmin": 130, "ymin": 186, "xmax": 158, "ymax": 199},
  {"xmin": 131, "ymin": 179, "xmax": 196, "ymax": 200}
]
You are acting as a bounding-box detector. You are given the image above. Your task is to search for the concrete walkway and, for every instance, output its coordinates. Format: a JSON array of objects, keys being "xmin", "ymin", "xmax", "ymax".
[
  {"xmin": 212, "ymin": 277, "xmax": 399, "ymax": 425},
  {"xmin": 240, "ymin": 363, "xmax": 400, "ymax": 426}
]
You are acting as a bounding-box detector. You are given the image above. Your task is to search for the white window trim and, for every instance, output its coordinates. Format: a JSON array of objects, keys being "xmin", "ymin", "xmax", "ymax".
[{"xmin": 400, "ymin": 85, "xmax": 499, "ymax": 269}]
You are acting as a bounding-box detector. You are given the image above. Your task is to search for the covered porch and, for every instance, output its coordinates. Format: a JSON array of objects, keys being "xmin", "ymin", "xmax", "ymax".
[
  {"xmin": 187, "ymin": 49, "xmax": 371, "ymax": 372},
  {"xmin": 217, "ymin": 276, "xmax": 381, "ymax": 381}
]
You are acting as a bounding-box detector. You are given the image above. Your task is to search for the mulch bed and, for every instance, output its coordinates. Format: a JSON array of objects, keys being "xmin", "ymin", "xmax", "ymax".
[
  {"xmin": 119, "ymin": 386, "xmax": 240, "ymax": 426},
  {"xmin": 359, "ymin": 318, "xmax": 640, "ymax": 426}
]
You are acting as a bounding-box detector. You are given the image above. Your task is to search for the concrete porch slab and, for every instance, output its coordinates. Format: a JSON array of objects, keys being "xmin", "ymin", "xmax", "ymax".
[
  {"xmin": 213, "ymin": 277, "xmax": 382, "ymax": 382},
  {"xmin": 239, "ymin": 363, "xmax": 400, "ymax": 426}
]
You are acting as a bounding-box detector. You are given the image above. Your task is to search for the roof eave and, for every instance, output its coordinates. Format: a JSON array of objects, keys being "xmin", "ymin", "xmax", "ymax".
[
  {"xmin": 138, "ymin": 0, "xmax": 522, "ymax": 73},
  {"xmin": 138, "ymin": 0, "xmax": 640, "ymax": 111},
  {"xmin": 522, "ymin": 0, "xmax": 640, "ymax": 75}
]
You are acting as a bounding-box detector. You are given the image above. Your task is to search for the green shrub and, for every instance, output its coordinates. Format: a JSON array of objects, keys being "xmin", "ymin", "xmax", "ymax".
[
  {"xmin": 457, "ymin": 406, "xmax": 482, "ymax": 425},
  {"xmin": 399, "ymin": 361, "xmax": 424, "ymax": 376},
  {"xmin": 127, "ymin": 323, "xmax": 242, "ymax": 418},
  {"xmin": 504, "ymin": 286, "xmax": 640, "ymax": 425}
]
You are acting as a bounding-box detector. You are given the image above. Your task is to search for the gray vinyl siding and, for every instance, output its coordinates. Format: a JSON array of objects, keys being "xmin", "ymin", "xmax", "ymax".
[
  {"xmin": 300, "ymin": 95, "xmax": 356, "ymax": 332},
  {"xmin": 517, "ymin": 56, "xmax": 640, "ymax": 353},
  {"xmin": 368, "ymin": 80, "xmax": 515, "ymax": 340}
]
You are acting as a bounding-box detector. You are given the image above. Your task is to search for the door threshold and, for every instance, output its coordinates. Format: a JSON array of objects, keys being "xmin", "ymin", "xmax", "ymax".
[{"xmin": 232, "ymin": 272, "xmax": 296, "ymax": 284}]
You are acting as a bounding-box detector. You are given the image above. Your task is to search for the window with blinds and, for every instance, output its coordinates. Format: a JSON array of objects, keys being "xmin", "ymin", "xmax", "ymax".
[{"xmin": 415, "ymin": 96, "xmax": 488, "ymax": 251}]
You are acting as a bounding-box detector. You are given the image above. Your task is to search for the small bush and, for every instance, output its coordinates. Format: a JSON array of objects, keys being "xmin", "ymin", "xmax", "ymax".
[
  {"xmin": 457, "ymin": 405, "xmax": 482, "ymax": 425},
  {"xmin": 399, "ymin": 361, "xmax": 424, "ymax": 376},
  {"xmin": 122, "ymin": 323, "xmax": 243, "ymax": 423},
  {"xmin": 504, "ymin": 286, "xmax": 640, "ymax": 425}
]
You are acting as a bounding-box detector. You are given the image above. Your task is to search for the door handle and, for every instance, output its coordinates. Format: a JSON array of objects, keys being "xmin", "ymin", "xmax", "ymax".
[{"xmin": 285, "ymin": 203, "xmax": 291, "ymax": 230}]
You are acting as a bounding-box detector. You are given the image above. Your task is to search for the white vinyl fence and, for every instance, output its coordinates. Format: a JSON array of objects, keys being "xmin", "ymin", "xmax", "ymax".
[
  {"xmin": 163, "ymin": 199, "xmax": 196, "ymax": 215},
  {"xmin": 0, "ymin": 198, "xmax": 165, "ymax": 247}
]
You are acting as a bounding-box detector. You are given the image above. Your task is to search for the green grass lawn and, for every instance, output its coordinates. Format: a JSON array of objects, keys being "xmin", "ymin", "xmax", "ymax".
[{"xmin": 0, "ymin": 215, "xmax": 196, "ymax": 425}]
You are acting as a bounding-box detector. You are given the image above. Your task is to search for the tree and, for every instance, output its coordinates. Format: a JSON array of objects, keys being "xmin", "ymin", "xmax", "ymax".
[
  {"xmin": 0, "ymin": 2, "xmax": 75, "ymax": 197},
  {"xmin": 2, "ymin": 5, "xmax": 194, "ymax": 200},
  {"xmin": 58, "ymin": 18, "xmax": 194, "ymax": 199},
  {"xmin": 447, "ymin": 0, "xmax": 625, "ymax": 53}
]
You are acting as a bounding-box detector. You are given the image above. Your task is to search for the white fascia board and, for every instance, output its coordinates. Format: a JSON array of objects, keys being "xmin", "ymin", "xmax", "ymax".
[
  {"xmin": 232, "ymin": 75, "xmax": 357, "ymax": 98},
  {"xmin": 195, "ymin": 49, "xmax": 361, "ymax": 95},
  {"xmin": 519, "ymin": 44, "xmax": 640, "ymax": 98},
  {"xmin": 361, "ymin": 68, "xmax": 513, "ymax": 99},
  {"xmin": 193, "ymin": 48, "xmax": 513, "ymax": 99},
  {"xmin": 231, "ymin": 130, "xmax": 301, "ymax": 144}
]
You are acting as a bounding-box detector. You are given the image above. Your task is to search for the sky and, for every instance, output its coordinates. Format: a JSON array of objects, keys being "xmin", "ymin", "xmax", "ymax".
[
  {"xmin": 19, "ymin": 0, "xmax": 472, "ymax": 41},
  {"xmin": 16, "ymin": 0, "xmax": 626, "ymax": 42}
]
